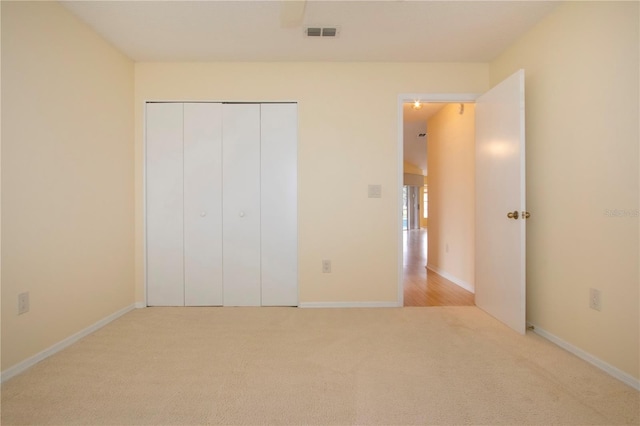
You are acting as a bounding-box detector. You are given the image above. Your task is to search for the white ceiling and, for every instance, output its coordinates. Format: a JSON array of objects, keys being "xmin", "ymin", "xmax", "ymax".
[
  {"xmin": 61, "ymin": 1, "xmax": 559, "ymax": 62},
  {"xmin": 61, "ymin": 0, "xmax": 559, "ymax": 175}
]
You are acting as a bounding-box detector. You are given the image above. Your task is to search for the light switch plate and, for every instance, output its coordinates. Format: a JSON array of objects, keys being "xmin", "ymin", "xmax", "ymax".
[
  {"xmin": 18, "ymin": 292, "xmax": 29, "ymax": 315},
  {"xmin": 589, "ymin": 288, "xmax": 601, "ymax": 311},
  {"xmin": 368, "ymin": 184, "xmax": 382, "ymax": 198}
]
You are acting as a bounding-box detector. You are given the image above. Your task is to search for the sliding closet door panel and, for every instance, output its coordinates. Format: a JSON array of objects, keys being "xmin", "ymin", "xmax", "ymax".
[
  {"xmin": 146, "ymin": 103, "xmax": 184, "ymax": 306},
  {"xmin": 222, "ymin": 104, "xmax": 261, "ymax": 306},
  {"xmin": 183, "ymin": 103, "xmax": 223, "ymax": 306},
  {"xmin": 260, "ymin": 104, "xmax": 298, "ymax": 306}
]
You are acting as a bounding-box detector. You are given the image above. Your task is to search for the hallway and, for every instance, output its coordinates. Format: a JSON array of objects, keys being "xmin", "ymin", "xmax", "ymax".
[{"xmin": 403, "ymin": 229, "xmax": 475, "ymax": 307}]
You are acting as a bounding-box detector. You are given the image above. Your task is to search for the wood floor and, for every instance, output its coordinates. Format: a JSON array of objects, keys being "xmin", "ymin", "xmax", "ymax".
[{"xmin": 403, "ymin": 228, "xmax": 475, "ymax": 307}]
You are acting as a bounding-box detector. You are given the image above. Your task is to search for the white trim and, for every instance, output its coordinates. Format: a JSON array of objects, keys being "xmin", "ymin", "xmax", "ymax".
[
  {"xmin": 145, "ymin": 100, "xmax": 300, "ymax": 104},
  {"xmin": 299, "ymin": 301, "xmax": 400, "ymax": 308},
  {"xmin": 426, "ymin": 264, "xmax": 475, "ymax": 294},
  {"xmin": 398, "ymin": 93, "xmax": 480, "ymax": 104},
  {"xmin": 142, "ymin": 100, "xmax": 148, "ymax": 307},
  {"xmin": 528, "ymin": 322, "xmax": 640, "ymax": 391},
  {"xmin": 0, "ymin": 304, "xmax": 136, "ymax": 383},
  {"xmin": 396, "ymin": 99, "xmax": 404, "ymax": 307},
  {"xmin": 135, "ymin": 302, "xmax": 147, "ymax": 309},
  {"xmin": 396, "ymin": 93, "xmax": 480, "ymax": 309}
]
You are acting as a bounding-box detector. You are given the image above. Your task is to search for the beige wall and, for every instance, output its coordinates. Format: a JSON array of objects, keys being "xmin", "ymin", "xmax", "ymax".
[
  {"xmin": 426, "ymin": 103, "xmax": 475, "ymax": 290},
  {"xmin": 1, "ymin": 2, "xmax": 135, "ymax": 370},
  {"xmin": 403, "ymin": 173, "xmax": 424, "ymax": 187},
  {"xmin": 491, "ymin": 1, "xmax": 639, "ymax": 379},
  {"xmin": 134, "ymin": 63, "xmax": 489, "ymax": 304},
  {"xmin": 403, "ymin": 161, "xmax": 423, "ymax": 176}
]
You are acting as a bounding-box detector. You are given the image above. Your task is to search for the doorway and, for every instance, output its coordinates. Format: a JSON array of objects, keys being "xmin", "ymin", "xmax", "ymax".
[
  {"xmin": 399, "ymin": 96, "xmax": 477, "ymax": 307},
  {"xmin": 398, "ymin": 71, "xmax": 527, "ymax": 333}
]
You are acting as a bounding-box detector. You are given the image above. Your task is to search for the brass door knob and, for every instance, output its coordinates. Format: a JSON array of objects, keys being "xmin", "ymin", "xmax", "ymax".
[
  {"xmin": 507, "ymin": 210, "xmax": 519, "ymax": 219},
  {"xmin": 522, "ymin": 211, "xmax": 531, "ymax": 219}
]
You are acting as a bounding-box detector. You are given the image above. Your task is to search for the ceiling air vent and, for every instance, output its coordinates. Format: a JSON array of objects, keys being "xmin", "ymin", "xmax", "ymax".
[
  {"xmin": 322, "ymin": 28, "xmax": 337, "ymax": 37},
  {"xmin": 305, "ymin": 27, "xmax": 339, "ymax": 37}
]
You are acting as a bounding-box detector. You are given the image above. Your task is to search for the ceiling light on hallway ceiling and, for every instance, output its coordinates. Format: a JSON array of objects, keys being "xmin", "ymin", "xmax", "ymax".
[{"xmin": 412, "ymin": 100, "xmax": 423, "ymax": 110}]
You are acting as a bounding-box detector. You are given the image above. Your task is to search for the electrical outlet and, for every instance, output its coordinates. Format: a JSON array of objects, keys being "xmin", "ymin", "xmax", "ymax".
[
  {"xmin": 322, "ymin": 259, "xmax": 331, "ymax": 273},
  {"xmin": 589, "ymin": 288, "xmax": 601, "ymax": 311},
  {"xmin": 18, "ymin": 292, "xmax": 30, "ymax": 315}
]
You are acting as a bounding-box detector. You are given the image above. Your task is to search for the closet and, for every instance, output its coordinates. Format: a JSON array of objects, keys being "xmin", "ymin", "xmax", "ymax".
[{"xmin": 145, "ymin": 102, "xmax": 297, "ymax": 307}]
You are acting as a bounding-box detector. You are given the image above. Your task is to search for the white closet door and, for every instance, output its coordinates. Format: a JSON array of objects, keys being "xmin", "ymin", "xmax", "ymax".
[
  {"xmin": 260, "ymin": 104, "xmax": 298, "ymax": 306},
  {"xmin": 183, "ymin": 103, "xmax": 223, "ymax": 306},
  {"xmin": 146, "ymin": 103, "xmax": 184, "ymax": 306},
  {"xmin": 222, "ymin": 104, "xmax": 261, "ymax": 306}
]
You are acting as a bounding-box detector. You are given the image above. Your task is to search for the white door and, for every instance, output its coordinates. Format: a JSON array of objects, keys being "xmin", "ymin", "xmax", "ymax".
[
  {"xmin": 222, "ymin": 104, "xmax": 262, "ymax": 306},
  {"xmin": 183, "ymin": 103, "xmax": 223, "ymax": 306},
  {"xmin": 475, "ymin": 69, "xmax": 526, "ymax": 334},
  {"xmin": 261, "ymin": 103, "xmax": 298, "ymax": 306},
  {"xmin": 146, "ymin": 103, "xmax": 184, "ymax": 306}
]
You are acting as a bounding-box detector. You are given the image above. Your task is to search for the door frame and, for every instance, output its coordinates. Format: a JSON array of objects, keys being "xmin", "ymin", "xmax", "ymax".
[{"xmin": 396, "ymin": 93, "xmax": 479, "ymax": 306}]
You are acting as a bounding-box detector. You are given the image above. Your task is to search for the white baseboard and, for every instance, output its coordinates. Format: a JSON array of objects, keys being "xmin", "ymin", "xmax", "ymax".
[
  {"xmin": 426, "ymin": 264, "xmax": 475, "ymax": 293},
  {"xmin": 528, "ymin": 322, "xmax": 640, "ymax": 391},
  {"xmin": 1, "ymin": 303, "xmax": 136, "ymax": 383},
  {"xmin": 135, "ymin": 302, "xmax": 147, "ymax": 308},
  {"xmin": 299, "ymin": 301, "xmax": 400, "ymax": 308}
]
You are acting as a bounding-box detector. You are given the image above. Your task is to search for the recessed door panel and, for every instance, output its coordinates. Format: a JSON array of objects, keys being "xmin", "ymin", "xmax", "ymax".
[
  {"xmin": 261, "ymin": 104, "xmax": 298, "ymax": 306},
  {"xmin": 222, "ymin": 104, "xmax": 261, "ymax": 306},
  {"xmin": 146, "ymin": 103, "xmax": 184, "ymax": 306},
  {"xmin": 184, "ymin": 103, "xmax": 223, "ymax": 306}
]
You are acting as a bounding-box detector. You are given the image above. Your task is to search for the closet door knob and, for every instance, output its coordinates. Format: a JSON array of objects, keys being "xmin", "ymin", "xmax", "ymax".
[
  {"xmin": 239, "ymin": 211, "xmax": 245, "ymax": 218},
  {"xmin": 200, "ymin": 211, "xmax": 207, "ymax": 217}
]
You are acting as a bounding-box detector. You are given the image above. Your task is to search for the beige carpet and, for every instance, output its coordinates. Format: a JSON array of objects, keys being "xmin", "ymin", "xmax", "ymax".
[{"xmin": 1, "ymin": 307, "xmax": 638, "ymax": 425}]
